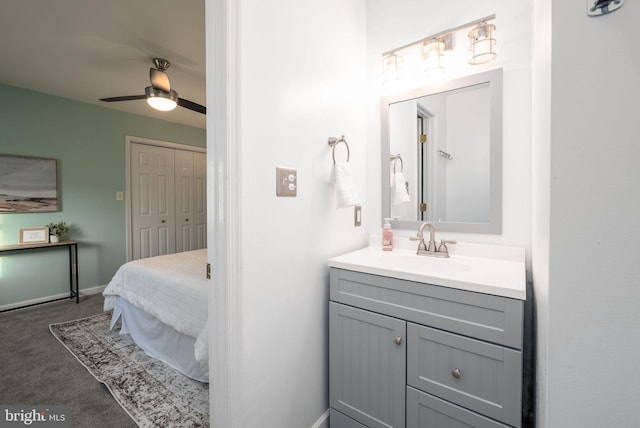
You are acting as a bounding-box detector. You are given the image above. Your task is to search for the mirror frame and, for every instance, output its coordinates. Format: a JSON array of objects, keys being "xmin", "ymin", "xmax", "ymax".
[{"xmin": 381, "ymin": 68, "xmax": 503, "ymax": 234}]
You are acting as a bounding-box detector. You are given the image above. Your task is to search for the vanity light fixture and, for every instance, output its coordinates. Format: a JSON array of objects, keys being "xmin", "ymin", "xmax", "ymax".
[
  {"xmin": 381, "ymin": 14, "xmax": 497, "ymax": 84},
  {"xmin": 468, "ymin": 21, "xmax": 497, "ymax": 65},
  {"xmin": 145, "ymin": 86, "xmax": 178, "ymax": 111},
  {"xmin": 382, "ymin": 54, "xmax": 403, "ymax": 84},
  {"xmin": 422, "ymin": 37, "xmax": 447, "ymax": 76}
]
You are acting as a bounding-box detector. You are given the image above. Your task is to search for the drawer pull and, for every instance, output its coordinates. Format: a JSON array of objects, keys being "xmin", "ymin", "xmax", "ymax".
[
  {"xmin": 394, "ymin": 337, "xmax": 403, "ymax": 345},
  {"xmin": 452, "ymin": 368, "xmax": 462, "ymax": 379}
]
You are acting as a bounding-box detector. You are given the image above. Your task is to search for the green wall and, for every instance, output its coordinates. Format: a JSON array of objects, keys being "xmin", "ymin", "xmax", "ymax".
[{"xmin": 0, "ymin": 83, "xmax": 206, "ymax": 308}]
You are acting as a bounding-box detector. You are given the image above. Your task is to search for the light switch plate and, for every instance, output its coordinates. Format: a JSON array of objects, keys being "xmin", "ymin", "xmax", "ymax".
[
  {"xmin": 276, "ymin": 166, "xmax": 297, "ymax": 197},
  {"xmin": 354, "ymin": 205, "xmax": 362, "ymax": 227}
]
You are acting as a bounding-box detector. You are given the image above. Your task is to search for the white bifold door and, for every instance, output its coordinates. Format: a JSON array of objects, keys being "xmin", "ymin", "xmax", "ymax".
[
  {"xmin": 130, "ymin": 142, "xmax": 206, "ymax": 260},
  {"xmin": 174, "ymin": 149, "xmax": 207, "ymax": 252}
]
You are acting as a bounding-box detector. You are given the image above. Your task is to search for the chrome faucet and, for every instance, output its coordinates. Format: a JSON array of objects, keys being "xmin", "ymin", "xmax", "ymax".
[{"xmin": 410, "ymin": 222, "xmax": 457, "ymax": 258}]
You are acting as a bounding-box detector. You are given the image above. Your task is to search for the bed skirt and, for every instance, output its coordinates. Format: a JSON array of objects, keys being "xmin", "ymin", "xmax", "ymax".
[{"xmin": 108, "ymin": 298, "xmax": 209, "ymax": 383}]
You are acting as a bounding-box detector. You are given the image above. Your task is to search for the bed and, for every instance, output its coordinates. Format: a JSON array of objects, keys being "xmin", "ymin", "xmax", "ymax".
[{"xmin": 102, "ymin": 249, "xmax": 209, "ymax": 383}]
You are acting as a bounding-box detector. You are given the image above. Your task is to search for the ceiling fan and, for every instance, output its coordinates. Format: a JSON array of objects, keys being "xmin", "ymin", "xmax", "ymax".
[{"xmin": 100, "ymin": 58, "xmax": 206, "ymax": 114}]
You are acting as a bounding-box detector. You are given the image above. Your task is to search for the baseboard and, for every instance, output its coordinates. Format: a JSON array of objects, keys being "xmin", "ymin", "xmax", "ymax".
[
  {"xmin": 0, "ymin": 285, "xmax": 106, "ymax": 312},
  {"xmin": 0, "ymin": 292, "xmax": 73, "ymax": 312},
  {"xmin": 311, "ymin": 409, "xmax": 329, "ymax": 428},
  {"xmin": 81, "ymin": 284, "xmax": 107, "ymax": 295}
]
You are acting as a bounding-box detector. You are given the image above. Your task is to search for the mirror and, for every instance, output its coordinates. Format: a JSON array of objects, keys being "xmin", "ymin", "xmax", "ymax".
[{"xmin": 381, "ymin": 68, "xmax": 502, "ymax": 234}]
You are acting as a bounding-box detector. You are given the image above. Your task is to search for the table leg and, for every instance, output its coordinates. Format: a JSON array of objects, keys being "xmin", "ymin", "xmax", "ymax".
[
  {"xmin": 68, "ymin": 243, "xmax": 79, "ymax": 303},
  {"xmin": 74, "ymin": 244, "xmax": 79, "ymax": 303}
]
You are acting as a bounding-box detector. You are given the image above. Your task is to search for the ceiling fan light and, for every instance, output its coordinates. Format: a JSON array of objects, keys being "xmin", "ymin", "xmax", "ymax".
[{"xmin": 145, "ymin": 86, "xmax": 178, "ymax": 111}]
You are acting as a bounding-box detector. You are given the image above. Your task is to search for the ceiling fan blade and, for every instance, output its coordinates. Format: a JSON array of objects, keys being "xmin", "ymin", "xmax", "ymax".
[
  {"xmin": 150, "ymin": 68, "xmax": 171, "ymax": 92},
  {"xmin": 178, "ymin": 98, "xmax": 206, "ymax": 115},
  {"xmin": 100, "ymin": 95, "xmax": 147, "ymax": 102}
]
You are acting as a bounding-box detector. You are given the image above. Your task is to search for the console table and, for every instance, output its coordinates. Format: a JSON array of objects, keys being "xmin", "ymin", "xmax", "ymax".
[{"xmin": 0, "ymin": 240, "xmax": 79, "ymax": 312}]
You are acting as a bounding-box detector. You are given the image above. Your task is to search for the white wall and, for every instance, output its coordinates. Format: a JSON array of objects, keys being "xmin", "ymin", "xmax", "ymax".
[
  {"xmin": 208, "ymin": 0, "xmax": 368, "ymax": 427},
  {"xmin": 366, "ymin": 0, "xmax": 532, "ymax": 255},
  {"xmin": 533, "ymin": 1, "xmax": 640, "ymax": 426}
]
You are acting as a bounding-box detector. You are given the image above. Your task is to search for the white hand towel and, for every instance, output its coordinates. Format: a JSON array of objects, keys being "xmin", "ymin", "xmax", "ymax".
[
  {"xmin": 393, "ymin": 171, "xmax": 410, "ymax": 205},
  {"xmin": 333, "ymin": 161, "xmax": 360, "ymax": 208}
]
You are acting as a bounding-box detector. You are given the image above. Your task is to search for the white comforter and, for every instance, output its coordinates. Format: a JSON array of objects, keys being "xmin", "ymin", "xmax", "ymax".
[{"xmin": 103, "ymin": 249, "xmax": 209, "ymax": 369}]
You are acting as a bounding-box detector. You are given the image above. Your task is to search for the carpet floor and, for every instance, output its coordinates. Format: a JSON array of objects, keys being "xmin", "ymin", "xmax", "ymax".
[
  {"xmin": 50, "ymin": 312, "xmax": 209, "ymax": 427},
  {"xmin": 0, "ymin": 294, "xmax": 209, "ymax": 427},
  {"xmin": 0, "ymin": 294, "xmax": 137, "ymax": 427}
]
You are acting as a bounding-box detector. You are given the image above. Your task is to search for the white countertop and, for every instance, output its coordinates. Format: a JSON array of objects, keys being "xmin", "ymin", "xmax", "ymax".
[{"xmin": 328, "ymin": 242, "xmax": 526, "ymax": 300}]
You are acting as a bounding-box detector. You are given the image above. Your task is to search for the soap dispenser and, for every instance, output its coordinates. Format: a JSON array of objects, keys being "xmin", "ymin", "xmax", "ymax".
[{"xmin": 382, "ymin": 218, "xmax": 393, "ymax": 251}]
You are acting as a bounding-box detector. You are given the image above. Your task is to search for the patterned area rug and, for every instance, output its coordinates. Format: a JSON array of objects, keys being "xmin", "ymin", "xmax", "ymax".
[{"xmin": 50, "ymin": 312, "xmax": 209, "ymax": 427}]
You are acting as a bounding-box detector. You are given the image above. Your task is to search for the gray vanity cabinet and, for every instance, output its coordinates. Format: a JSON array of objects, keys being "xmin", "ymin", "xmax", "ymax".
[{"xmin": 329, "ymin": 268, "xmax": 524, "ymax": 428}]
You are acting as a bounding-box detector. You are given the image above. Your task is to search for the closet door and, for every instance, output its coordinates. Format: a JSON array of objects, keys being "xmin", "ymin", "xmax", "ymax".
[
  {"xmin": 175, "ymin": 150, "xmax": 207, "ymax": 252},
  {"xmin": 131, "ymin": 144, "xmax": 176, "ymax": 259}
]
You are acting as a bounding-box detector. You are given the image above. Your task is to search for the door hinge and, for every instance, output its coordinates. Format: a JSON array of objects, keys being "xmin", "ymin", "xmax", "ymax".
[
  {"xmin": 206, "ymin": 263, "xmax": 211, "ymax": 279},
  {"xmin": 420, "ymin": 134, "xmax": 427, "ymax": 144},
  {"xmin": 419, "ymin": 203, "xmax": 427, "ymax": 212}
]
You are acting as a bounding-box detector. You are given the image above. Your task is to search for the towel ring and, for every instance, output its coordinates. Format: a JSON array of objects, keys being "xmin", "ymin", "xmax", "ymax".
[
  {"xmin": 390, "ymin": 154, "xmax": 404, "ymax": 173},
  {"xmin": 328, "ymin": 136, "xmax": 350, "ymax": 163}
]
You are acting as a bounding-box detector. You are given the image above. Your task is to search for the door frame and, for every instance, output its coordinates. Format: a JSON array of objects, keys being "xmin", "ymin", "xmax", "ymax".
[
  {"xmin": 124, "ymin": 135, "xmax": 206, "ymax": 261},
  {"xmin": 416, "ymin": 105, "xmax": 435, "ymax": 222}
]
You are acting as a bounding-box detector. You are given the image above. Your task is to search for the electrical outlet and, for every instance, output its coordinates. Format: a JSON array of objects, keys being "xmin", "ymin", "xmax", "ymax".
[
  {"xmin": 276, "ymin": 166, "xmax": 297, "ymax": 197},
  {"xmin": 116, "ymin": 191, "xmax": 124, "ymax": 201}
]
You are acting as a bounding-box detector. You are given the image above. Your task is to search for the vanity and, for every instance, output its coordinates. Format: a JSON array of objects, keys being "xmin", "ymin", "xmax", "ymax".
[
  {"xmin": 332, "ymin": 63, "xmax": 526, "ymax": 426},
  {"xmin": 328, "ymin": 242, "xmax": 526, "ymax": 428}
]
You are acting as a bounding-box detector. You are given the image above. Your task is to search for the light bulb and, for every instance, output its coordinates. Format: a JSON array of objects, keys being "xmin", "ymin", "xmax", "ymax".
[{"xmin": 145, "ymin": 87, "xmax": 178, "ymax": 111}]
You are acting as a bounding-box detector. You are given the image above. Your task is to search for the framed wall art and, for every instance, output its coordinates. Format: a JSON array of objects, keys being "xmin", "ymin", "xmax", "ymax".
[{"xmin": 0, "ymin": 155, "xmax": 58, "ymax": 213}]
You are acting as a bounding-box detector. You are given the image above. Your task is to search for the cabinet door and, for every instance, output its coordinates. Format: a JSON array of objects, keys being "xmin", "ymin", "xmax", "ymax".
[{"xmin": 330, "ymin": 302, "xmax": 406, "ymax": 428}]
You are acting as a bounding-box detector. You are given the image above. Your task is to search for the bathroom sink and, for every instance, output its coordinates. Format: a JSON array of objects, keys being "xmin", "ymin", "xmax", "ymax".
[
  {"xmin": 369, "ymin": 251, "xmax": 472, "ymax": 274},
  {"xmin": 328, "ymin": 245, "xmax": 526, "ymax": 300}
]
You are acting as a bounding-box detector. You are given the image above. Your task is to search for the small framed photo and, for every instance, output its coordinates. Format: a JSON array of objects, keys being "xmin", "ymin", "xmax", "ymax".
[{"xmin": 19, "ymin": 227, "xmax": 50, "ymax": 244}]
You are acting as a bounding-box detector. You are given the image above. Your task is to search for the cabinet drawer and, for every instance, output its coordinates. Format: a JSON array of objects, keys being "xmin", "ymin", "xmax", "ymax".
[
  {"xmin": 407, "ymin": 323, "xmax": 521, "ymax": 427},
  {"xmin": 407, "ymin": 387, "xmax": 510, "ymax": 428},
  {"xmin": 330, "ymin": 268, "xmax": 523, "ymax": 349}
]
